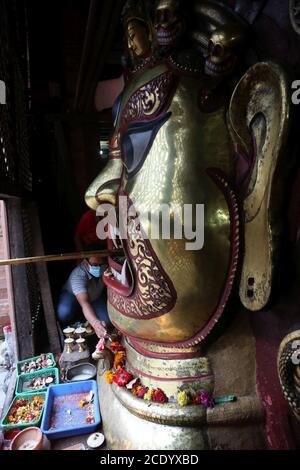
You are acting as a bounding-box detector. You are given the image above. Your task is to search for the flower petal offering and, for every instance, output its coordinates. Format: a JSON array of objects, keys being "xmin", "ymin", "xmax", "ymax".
[{"xmin": 1, "ymin": 394, "xmax": 46, "ymax": 430}]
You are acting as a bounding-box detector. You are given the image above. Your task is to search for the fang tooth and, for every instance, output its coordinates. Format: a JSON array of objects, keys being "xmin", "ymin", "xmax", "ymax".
[
  {"xmin": 121, "ymin": 260, "xmax": 128, "ymax": 286},
  {"xmin": 112, "ymin": 236, "xmax": 118, "ymax": 249}
]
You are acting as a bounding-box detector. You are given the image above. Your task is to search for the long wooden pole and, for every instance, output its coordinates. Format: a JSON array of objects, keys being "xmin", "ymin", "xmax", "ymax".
[{"xmin": 0, "ymin": 249, "xmax": 123, "ymax": 266}]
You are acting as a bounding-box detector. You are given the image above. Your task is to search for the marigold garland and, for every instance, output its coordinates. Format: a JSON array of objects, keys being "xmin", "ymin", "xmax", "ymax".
[
  {"xmin": 132, "ymin": 385, "xmax": 143, "ymax": 396},
  {"xmin": 151, "ymin": 388, "xmax": 168, "ymax": 403},
  {"xmin": 109, "ymin": 340, "xmax": 125, "ymax": 353},
  {"xmin": 104, "ymin": 336, "xmax": 215, "ymax": 407},
  {"xmin": 177, "ymin": 391, "xmax": 190, "ymax": 407},
  {"xmin": 113, "ymin": 368, "xmax": 133, "ymax": 387},
  {"xmin": 136, "ymin": 387, "xmax": 149, "ymax": 399},
  {"xmin": 104, "ymin": 370, "xmax": 115, "ymax": 385},
  {"xmin": 113, "ymin": 351, "xmax": 126, "ymax": 369},
  {"xmin": 143, "ymin": 388, "xmax": 155, "ymax": 401}
]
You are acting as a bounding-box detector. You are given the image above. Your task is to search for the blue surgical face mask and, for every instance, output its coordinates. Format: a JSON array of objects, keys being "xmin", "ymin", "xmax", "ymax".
[{"xmin": 88, "ymin": 264, "xmax": 101, "ymax": 278}]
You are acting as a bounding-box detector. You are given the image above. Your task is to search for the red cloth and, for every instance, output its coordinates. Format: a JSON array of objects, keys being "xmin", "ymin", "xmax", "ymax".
[{"xmin": 75, "ymin": 210, "xmax": 99, "ymax": 246}]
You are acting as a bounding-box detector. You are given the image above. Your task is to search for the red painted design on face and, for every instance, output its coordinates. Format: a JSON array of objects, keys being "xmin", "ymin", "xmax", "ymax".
[
  {"xmin": 120, "ymin": 71, "xmax": 178, "ymax": 131},
  {"xmin": 103, "ymin": 194, "xmax": 177, "ymax": 320}
]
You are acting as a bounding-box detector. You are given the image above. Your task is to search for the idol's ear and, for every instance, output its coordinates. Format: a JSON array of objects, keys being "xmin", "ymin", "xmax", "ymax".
[
  {"xmin": 278, "ymin": 330, "xmax": 300, "ymax": 421},
  {"xmin": 228, "ymin": 62, "xmax": 290, "ymax": 311}
]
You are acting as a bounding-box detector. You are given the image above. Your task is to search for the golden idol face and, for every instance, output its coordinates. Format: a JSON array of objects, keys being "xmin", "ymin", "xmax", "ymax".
[
  {"xmin": 86, "ymin": 65, "xmax": 237, "ymax": 347},
  {"xmin": 127, "ymin": 20, "xmax": 151, "ymax": 59}
]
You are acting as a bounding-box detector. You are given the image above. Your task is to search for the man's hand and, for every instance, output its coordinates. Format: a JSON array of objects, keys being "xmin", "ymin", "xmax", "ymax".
[
  {"xmin": 92, "ymin": 319, "xmax": 107, "ymax": 339},
  {"xmin": 76, "ymin": 292, "xmax": 108, "ymax": 338}
]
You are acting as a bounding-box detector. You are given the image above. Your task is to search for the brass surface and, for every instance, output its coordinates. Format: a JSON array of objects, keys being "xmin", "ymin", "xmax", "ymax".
[
  {"xmin": 111, "ymin": 382, "xmax": 207, "ymax": 426},
  {"xmin": 97, "ymin": 364, "xmax": 265, "ymax": 449},
  {"xmin": 228, "ymin": 62, "xmax": 290, "ymax": 311},
  {"xmin": 109, "ymin": 73, "xmax": 234, "ymax": 342},
  {"xmin": 85, "ymin": 158, "xmax": 123, "ymax": 210},
  {"xmin": 124, "ymin": 338, "xmax": 213, "ymax": 396},
  {"xmin": 208, "ymin": 24, "xmax": 245, "ymax": 64},
  {"xmin": 98, "ymin": 375, "xmax": 207, "ymax": 449},
  {"xmin": 131, "ymin": 339, "xmax": 199, "ymax": 354},
  {"xmin": 76, "ymin": 339, "xmax": 86, "ymax": 353},
  {"xmin": 156, "ymin": 0, "xmax": 180, "ymax": 13},
  {"xmin": 65, "ymin": 338, "xmax": 74, "ymax": 354},
  {"xmin": 192, "ymin": 1, "xmax": 246, "ymax": 34},
  {"xmin": 278, "ymin": 330, "xmax": 300, "ymax": 421}
]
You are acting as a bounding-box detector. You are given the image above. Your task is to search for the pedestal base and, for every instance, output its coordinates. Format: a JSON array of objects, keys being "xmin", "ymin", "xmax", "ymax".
[{"xmin": 97, "ymin": 368, "xmax": 266, "ymax": 450}]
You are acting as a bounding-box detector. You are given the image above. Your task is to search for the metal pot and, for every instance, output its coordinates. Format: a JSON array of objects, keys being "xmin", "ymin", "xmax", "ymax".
[{"xmin": 66, "ymin": 362, "xmax": 96, "ymax": 382}]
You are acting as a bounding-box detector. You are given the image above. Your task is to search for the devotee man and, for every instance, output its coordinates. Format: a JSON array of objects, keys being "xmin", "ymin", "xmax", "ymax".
[{"xmin": 57, "ymin": 244, "xmax": 111, "ymax": 339}]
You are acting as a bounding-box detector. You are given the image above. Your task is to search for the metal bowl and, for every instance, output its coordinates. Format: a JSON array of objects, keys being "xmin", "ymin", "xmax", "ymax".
[{"xmin": 66, "ymin": 363, "xmax": 96, "ymax": 382}]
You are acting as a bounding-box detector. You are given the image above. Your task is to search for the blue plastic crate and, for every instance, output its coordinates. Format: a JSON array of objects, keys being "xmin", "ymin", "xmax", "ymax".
[{"xmin": 40, "ymin": 380, "xmax": 101, "ymax": 439}]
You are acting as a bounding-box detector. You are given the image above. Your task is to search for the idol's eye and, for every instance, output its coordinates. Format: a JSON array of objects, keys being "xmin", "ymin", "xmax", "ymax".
[{"xmin": 121, "ymin": 113, "xmax": 171, "ymax": 178}]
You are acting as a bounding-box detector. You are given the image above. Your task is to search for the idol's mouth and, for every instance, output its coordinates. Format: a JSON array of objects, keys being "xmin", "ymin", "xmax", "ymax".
[
  {"xmin": 103, "ymin": 195, "xmax": 177, "ymax": 320},
  {"xmin": 103, "ymin": 222, "xmax": 134, "ymax": 297},
  {"xmin": 205, "ymin": 55, "xmax": 236, "ymax": 77},
  {"xmin": 156, "ymin": 22, "xmax": 182, "ymax": 46}
]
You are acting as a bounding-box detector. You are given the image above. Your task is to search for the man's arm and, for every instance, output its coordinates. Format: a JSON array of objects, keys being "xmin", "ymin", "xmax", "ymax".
[{"xmin": 76, "ymin": 292, "xmax": 107, "ymax": 338}]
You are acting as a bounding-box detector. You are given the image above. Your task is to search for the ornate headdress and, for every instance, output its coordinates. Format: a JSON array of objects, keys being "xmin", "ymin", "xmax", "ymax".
[{"xmin": 122, "ymin": 0, "xmax": 151, "ymax": 26}]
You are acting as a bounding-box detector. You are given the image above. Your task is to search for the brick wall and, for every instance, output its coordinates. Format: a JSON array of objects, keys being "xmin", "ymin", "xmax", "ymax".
[{"xmin": 0, "ymin": 202, "xmax": 11, "ymax": 331}]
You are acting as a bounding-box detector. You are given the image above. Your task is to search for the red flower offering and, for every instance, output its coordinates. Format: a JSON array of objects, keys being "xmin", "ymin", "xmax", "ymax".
[
  {"xmin": 151, "ymin": 388, "xmax": 168, "ymax": 403},
  {"xmin": 109, "ymin": 341, "xmax": 125, "ymax": 353},
  {"xmin": 192, "ymin": 395, "xmax": 202, "ymax": 405},
  {"xmin": 113, "ymin": 368, "xmax": 133, "ymax": 387}
]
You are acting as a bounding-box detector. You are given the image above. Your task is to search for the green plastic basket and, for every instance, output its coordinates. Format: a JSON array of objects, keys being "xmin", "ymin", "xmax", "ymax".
[
  {"xmin": 15, "ymin": 367, "xmax": 60, "ymax": 395},
  {"xmin": 16, "ymin": 353, "xmax": 56, "ymax": 377},
  {"xmin": 0, "ymin": 392, "xmax": 46, "ymax": 432}
]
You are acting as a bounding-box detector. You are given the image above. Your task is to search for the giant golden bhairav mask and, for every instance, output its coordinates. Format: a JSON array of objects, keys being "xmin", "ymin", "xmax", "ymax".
[
  {"xmin": 87, "ymin": 64, "xmax": 238, "ymax": 345},
  {"xmin": 85, "ymin": 0, "xmax": 291, "ymax": 450},
  {"xmin": 86, "ymin": 15, "xmax": 289, "ymax": 350}
]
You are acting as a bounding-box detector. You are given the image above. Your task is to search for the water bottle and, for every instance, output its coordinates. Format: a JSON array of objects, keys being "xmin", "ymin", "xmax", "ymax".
[{"xmin": 3, "ymin": 325, "xmax": 15, "ymax": 368}]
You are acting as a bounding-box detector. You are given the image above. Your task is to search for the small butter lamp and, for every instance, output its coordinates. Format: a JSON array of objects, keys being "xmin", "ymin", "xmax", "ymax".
[
  {"xmin": 76, "ymin": 338, "xmax": 86, "ymax": 353},
  {"xmin": 63, "ymin": 327, "xmax": 75, "ymax": 338},
  {"xmin": 74, "ymin": 327, "xmax": 86, "ymax": 339},
  {"xmin": 65, "ymin": 338, "xmax": 74, "ymax": 354}
]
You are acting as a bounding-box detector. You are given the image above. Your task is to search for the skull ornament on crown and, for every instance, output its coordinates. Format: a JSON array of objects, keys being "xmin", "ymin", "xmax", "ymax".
[
  {"xmin": 154, "ymin": 0, "xmax": 185, "ymax": 47},
  {"xmin": 205, "ymin": 24, "xmax": 246, "ymax": 78}
]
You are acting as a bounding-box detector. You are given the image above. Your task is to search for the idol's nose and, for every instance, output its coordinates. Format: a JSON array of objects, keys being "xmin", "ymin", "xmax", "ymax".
[{"xmin": 85, "ymin": 158, "xmax": 123, "ymax": 210}]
